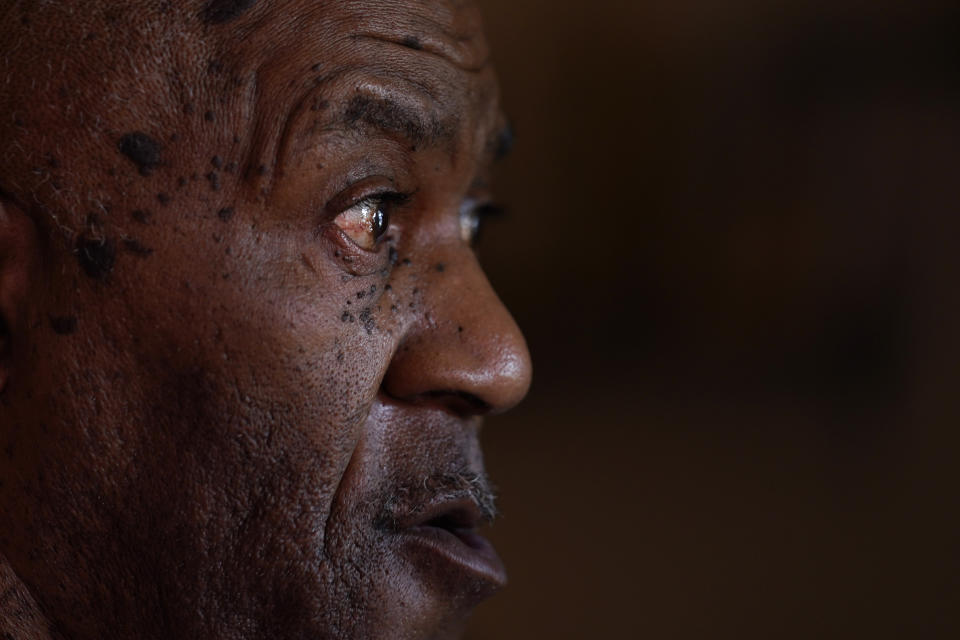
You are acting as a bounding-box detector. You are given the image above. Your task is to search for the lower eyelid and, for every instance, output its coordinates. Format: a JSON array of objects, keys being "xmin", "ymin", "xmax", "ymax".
[{"xmin": 319, "ymin": 222, "xmax": 391, "ymax": 276}]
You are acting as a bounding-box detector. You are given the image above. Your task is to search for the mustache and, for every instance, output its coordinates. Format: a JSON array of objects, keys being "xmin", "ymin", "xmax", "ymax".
[{"xmin": 374, "ymin": 467, "xmax": 499, "ymax": 531}]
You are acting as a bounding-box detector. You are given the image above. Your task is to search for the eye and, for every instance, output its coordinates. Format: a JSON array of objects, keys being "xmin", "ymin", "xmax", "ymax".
[
  {"xmin": 459, "ymin": 199, "xmax": 505, "ymax": 246},
  {"xmin": 333, "ymin": 193, "xmax": 406, "ymax": 250}
]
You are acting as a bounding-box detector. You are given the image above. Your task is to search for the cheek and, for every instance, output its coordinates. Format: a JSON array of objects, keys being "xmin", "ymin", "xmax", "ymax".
[{"xmin": 0, "ymin": 223, "xmax": 408, "ymax": 632}]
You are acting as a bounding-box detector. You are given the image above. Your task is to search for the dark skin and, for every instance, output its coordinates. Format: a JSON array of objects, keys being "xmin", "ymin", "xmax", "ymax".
[{"xmin": 0, "ymin": 1, "xmax": 531, "ymax": 638}]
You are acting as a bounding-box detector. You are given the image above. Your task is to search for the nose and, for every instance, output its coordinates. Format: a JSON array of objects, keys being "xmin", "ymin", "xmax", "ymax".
[{"xmin": 382, "ymin": 248, "xmax": 532, "ymax": 416}]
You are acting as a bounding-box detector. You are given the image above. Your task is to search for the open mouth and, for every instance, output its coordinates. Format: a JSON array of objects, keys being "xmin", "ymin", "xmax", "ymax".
[{"xmin": 396, "ymin": 498, "xmax": 507, "ymax": 589}]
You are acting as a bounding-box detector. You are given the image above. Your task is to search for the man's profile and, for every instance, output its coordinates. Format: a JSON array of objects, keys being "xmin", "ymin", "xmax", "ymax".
[{"xmin": 0, "ymin": 1, "xmax": 531, "ymax": 638}]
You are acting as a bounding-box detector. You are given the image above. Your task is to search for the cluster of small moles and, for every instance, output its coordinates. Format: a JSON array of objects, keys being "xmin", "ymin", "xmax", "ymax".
[
  {"xmin": 65, "ymin": 116, "xmax": 442, "ymax": 344},
  {"xmin": 35, "ymin": 0, "xmax": 456, "ymax": 348}
]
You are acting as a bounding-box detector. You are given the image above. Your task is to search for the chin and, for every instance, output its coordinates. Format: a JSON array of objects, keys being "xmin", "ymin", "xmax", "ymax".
[{"xmin": 299, "ymin": 521, "xmax": 503, "ymax": 639}]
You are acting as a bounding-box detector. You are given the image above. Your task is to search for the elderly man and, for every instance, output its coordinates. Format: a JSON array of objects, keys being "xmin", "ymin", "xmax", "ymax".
[{"xmin": 0, "ymin": 0, "xmax": 531, "ymax": 638}]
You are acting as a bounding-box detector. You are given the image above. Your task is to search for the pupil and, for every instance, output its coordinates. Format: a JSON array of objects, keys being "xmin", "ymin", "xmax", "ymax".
[{"xmin": 371, "ymin": 207, "xmax": 388, "ymax": 239}]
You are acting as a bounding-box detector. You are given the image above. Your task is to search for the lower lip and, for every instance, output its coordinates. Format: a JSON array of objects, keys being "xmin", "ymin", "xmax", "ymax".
[{"xmin": 399, "ymin": 525, "xmax": 508, "ymax": 589}]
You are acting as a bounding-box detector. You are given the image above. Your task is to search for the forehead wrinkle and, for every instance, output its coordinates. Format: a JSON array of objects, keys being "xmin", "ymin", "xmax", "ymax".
[
  {"xmin": 340, "ymin": 0, "xmax": 490, "ymax": 72},
  {"xmin": 217, "ymin": 3, "xmax": 492, "ymax": 191},
  {"xmin": 350, "ymin": 32, "xmax": 489, "ymax": 75}
]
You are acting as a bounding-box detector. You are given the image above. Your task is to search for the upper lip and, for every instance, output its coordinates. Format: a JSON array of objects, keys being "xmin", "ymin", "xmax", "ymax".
[{"xmin": 395, "ymin": 496, "xmax": 486, "ymax": 532}]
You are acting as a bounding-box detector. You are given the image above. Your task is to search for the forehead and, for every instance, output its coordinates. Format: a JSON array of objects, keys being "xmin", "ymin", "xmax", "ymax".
[
  {"xmin": 205, "ymin": 0, "xmax": 499, "ymax": 153},
  {"xmin": 194, "ymin": 0, "xmax": 502, "ymax": 184},
  {"xmin": 0, "ymin": 0, "xmax": 502, "ymax": 224},
  {"xmin": 216, "ymin": 0, "xmax": 489, "ymax": 65}
]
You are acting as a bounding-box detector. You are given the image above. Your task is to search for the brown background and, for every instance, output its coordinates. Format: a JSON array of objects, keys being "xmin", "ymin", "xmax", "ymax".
[{"xmin": 467, "ymin": 1, "xmax": 960, "ymax": 638}]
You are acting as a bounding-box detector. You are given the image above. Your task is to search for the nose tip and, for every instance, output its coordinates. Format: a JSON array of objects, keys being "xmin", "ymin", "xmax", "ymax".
[{"xmin": 382, "ymin": 254, "xmax": 532, "ymax": 416}]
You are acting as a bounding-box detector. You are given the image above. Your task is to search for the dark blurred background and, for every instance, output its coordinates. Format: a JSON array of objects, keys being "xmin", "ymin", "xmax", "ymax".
[{"xmin": 466, "ymin": 1, "xmax": 960, "ymax": 638}]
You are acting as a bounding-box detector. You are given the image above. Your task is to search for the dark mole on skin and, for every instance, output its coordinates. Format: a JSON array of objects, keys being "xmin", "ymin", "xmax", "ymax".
[
  {"xmin": 76, "ymin": 235, "xmax": 116, "ymax": 279},
  {"xmin": 201, "ymin": 0, "xmax": 257, "ymax": 25},
  {"xmin": 359, "ymin": 307, "xmax": 375, "ymax": 334},
  {"xmin": 217, "ymin": 207, "xmax": 234, "ymax": 221},
  {"xmin": 49, "ymin": 316, "xmax": 77, "ymax": 336},
  {"xmin": 206, "ymin": 172, "xmax": 221, "ymax": 191},
  {"xmin": 204, "ymin": 110, "xmax": 215, "ymax": 122},
  {"xmin": 435, "ymin": 263, "xmax": 445, "ymax": 272},
  {"xmin": 131, "ymin": 209, "xmax": 152, "ymax": 224},
  {"xmin": 157, "ymin": 193, "xmax": 170, "ymax": 205},
  {"xmin": 118, "ymin": 132, "xmax": 162, "ymax": 176},
  {"xmin": 402, "ymin": 258, "xmax": 412, "ymax": 266},
  {"xmin": 401, "ymin": 35, "xmax": 423, "ymax": 50},
  {"xmin": 211, "ymin": 155, "xmax": 223, "ymax": 169},
  {"xmin": 123, "ymin": 238, "xmax": 153, "ymax": 256}
]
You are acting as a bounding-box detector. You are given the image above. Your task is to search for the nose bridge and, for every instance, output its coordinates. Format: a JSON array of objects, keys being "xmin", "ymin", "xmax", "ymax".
[{"xmin": 382, "ymin": 243, "xmax": 532, "ymax": 415}]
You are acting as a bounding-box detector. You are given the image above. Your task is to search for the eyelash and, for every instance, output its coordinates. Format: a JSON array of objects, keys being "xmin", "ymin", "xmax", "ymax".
[{"xmin": 363, "ymin": 191, "xmax": 412, "ymax": 208}]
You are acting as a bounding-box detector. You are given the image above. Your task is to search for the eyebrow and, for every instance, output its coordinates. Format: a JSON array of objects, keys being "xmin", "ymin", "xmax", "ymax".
[{"xmin": 340, "ymin": 95, "xmax": 456, "ymax": 150}]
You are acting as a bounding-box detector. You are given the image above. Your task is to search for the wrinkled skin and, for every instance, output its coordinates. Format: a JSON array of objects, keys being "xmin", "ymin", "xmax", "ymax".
[{"xmin": 0, "ymin": 1, "xmax": 531, "ymax": 638}]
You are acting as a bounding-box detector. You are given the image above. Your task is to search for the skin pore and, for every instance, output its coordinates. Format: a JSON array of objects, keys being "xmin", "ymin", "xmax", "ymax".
[{"xmin": 0, "ymin": 1, "xmax": 531, "ymax": 639}]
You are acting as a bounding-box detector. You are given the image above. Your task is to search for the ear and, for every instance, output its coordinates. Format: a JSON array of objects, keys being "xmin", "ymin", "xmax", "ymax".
[{"xmin": 0, "ymin": 196, "xmax": 37, "ymax": 395}]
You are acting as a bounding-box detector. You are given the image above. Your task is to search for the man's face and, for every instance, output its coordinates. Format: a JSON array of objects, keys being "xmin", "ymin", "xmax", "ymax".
[{"xmin": 0, "ymin": 1, "xmax": 530, "ymax": 638}]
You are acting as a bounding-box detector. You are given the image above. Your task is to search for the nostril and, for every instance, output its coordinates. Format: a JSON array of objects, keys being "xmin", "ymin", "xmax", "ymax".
[{"xmin": 419, "ymin": 390, "xmax": 491, "ymax": 417}]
